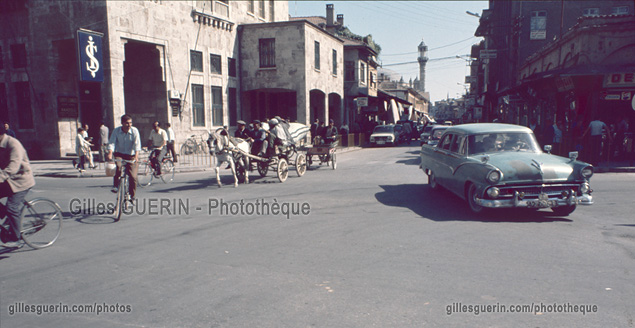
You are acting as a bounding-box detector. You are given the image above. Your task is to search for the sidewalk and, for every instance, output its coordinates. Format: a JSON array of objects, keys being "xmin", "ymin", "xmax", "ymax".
[{"xmin": 31, "ymin": 146, "xmax": 363, "ymax": 178}]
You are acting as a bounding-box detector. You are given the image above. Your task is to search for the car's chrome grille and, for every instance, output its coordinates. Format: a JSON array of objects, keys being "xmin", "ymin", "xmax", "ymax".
[{"xmin": 498, "ymin": 184, "xmax": 581, "ymax": 198}]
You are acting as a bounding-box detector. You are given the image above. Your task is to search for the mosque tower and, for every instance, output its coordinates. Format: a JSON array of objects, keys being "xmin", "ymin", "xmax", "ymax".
[{"xmin": 417, "ymin": 40, "xmax": 428, "ymax": 92}]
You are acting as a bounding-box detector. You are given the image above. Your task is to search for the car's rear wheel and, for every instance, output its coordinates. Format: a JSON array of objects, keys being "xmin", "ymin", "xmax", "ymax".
[
  {"xmin": 551, "ymin": 204, "xmax": 576, "ymax": 216},
  {"xmin": 467, "ymin": 183, "xmax": 484, "ymax": 213},
  {"xmin": 428, "ymin": 171, "xmax": 438, "ymax": 190}
]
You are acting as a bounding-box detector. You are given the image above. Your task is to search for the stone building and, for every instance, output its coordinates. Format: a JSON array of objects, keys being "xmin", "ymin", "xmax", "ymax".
[
  {"xmin": 0, "ymin": 0, "xmax": 306, "ymax": 159},
  {"xmin": 239, "ymin": 20, "xmax": 343, "ymax": 125}
]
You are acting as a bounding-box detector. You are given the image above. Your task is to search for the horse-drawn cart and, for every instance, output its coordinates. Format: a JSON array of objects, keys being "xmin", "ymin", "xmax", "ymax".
[
  {"xmin": 304, "ymin": 141, "xmax": 337, "ymax": 170},
  {"xmin": 252, "ymin": 144, "xmax": 307, "ymax": 183}
]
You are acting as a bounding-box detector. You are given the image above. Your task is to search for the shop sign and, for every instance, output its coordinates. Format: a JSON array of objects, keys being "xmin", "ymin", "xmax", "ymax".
[
  {"xmin": 604, "ymin": 73, "xmax": 635, "ymax": 88},
  {"xmin": 356, "ymin": 97, "xmax": 368, "ymax": 107},
  {"xmin": 58, "ymin": 96, "xmax": 78, "ymax": 118},
  {"xmin": 77, "ymin": 29, "xmax": 104, "ymax": 82}
]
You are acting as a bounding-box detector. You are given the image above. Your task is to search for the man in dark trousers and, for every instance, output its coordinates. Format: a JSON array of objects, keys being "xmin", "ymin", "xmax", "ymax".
[{"xmin": 0, "ymin": 123, "xmax": 35, "ymax": 247}]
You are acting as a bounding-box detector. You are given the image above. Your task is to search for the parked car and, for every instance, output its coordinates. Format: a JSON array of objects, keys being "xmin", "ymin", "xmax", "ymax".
[
  {"xmin": 370, "ymin": 125, "xmax": 399, "ymax": 146},
  {"xmin": 426, "ymin": 125, "xmax": 450, "ymax": 146},
  {"xmin": 419, "ymin": 123, "xmax": 593, "ymax": 215},
  {"xmin": 419, "ymin": 124, "xmax": 436, "ymax": 145}
]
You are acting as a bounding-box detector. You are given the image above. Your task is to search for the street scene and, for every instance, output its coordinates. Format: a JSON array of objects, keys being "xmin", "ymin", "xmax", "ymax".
[
  {"xmin": 2, "ymin": 144, "xmax": 635, "ymax": 327},
  {"xmin": 2, "ymin": 0, "xmax": 635, "ymax": 327}
]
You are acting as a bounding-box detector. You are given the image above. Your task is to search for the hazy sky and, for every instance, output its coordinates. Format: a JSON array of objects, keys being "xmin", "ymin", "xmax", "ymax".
[{"xmin": 290, "ymin": 0, "xmax": 489, "ymax": 103}]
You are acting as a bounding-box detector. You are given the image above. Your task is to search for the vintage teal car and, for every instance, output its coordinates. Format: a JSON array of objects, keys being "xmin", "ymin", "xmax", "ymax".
[{"xmin": 419, "ymin": 123, "xmax": 593, "ymax": 216}]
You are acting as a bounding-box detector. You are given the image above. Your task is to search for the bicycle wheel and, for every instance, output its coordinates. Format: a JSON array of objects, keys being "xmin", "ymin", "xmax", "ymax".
[
  {"xmin": 180, "ymin": 139, "xmax": 195, "ymax": 155},
  {"xmin": 20, "ymin": 198, "xmax": 63, "ymax": 249},
  {"xmin": 137, "ymin": 160, "xmax": 153, "ymax": 187},
  {"xmin": 114, "ymin": 175, "xmax": 127, "ymax": 222},
  {"xmin": 161, "ymin": 159, "xmax": 175, "ymax": 183}
]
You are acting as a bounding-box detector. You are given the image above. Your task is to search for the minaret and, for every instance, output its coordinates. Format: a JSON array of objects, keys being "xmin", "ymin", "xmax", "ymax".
[{"xmin": 417, "ymin": 40, "xmax": 428, "ymax": 92}]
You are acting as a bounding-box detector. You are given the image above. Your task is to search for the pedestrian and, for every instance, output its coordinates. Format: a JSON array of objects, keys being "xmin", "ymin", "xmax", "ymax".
[
  {"xmin": 75, "ymin": 127, "xmax": 92, "ymax": 171},
  {"xmin": 81, "ymin": 123, "xmax": 96, "ymax": 168},
  {"xmin": 582, "ymin": 117, "xmax": 611, "ymax": 165},
  {"xmin": 147, "ymin": 121, "xmax": 168, "ymax": 175},
  {"xmin": 99, "ymin": 122, "xmax": 109, "ymax": 163},
  {"xmin": 3, "ymin": 123, "xmax": 16, "ymax": 138},
  {"xmin": 165, "ymin": 122, "xmax": 178, "ymax": 163},
  {"xmin": 552, "ymin": 120, "xmax": 563, "ymax": 155},
  {"xmin": 0, "ymin": 123, "xmax": 35, "ymax": 248},
  {"xmin": 614, "ymin": 118, "xmax": 629, "ymax": 159},
  {"xmin": 107, "ymin": 114, "xmax": 141, "ymax": 202}
]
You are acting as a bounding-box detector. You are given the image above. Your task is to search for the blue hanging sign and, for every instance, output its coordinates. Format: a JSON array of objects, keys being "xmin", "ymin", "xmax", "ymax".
[{"xmin": 77, "ymin": 29, "xmax": 104, "ymax": 82}]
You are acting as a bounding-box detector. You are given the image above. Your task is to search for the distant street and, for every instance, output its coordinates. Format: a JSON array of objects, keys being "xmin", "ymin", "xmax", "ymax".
[{"xmin": 2, "ymin": 143, "xmax": 634, "ymax": 327}]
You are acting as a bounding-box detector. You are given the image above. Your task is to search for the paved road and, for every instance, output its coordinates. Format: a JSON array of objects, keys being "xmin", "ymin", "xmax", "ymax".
[{"xmin": 2, "ymin": 144, "xmax": 634, "ymax": 327}]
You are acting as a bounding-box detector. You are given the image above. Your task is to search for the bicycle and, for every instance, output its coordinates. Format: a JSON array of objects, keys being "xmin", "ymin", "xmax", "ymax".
[
  {"xmin": 112, "ymin": 158, "xmax": 136, "ymax": 222},
  {"xmin": 1, "ymin": 197, "xmax": 63, "ymax": 249},
  {"xmin": 138, "ymin": 149, "xmax": 175, "ymax": 187},
  {"xmin": 180, "ymin": 133, "xmax": 208, "ymax": 155}
]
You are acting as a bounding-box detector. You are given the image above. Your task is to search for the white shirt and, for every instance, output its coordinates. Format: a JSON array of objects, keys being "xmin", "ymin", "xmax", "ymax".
[
  {"xmin": 588, "ymin": 120, "xmax": 606, "ymax": 136},
  {"xmin": 166, "ymin": 127, "xmax": 175, "ymax": 142},
  {"xmin": 148, "ymin": 128, "xmax": 168, "ymax": 148}
]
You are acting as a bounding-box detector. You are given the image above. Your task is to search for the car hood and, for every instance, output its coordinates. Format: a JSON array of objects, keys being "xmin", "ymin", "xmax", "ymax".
[
  {"xmin": 471, "ymin": 152, "xmax": 582, "ymax": 182},
  {"xmin": 371, "ymin": 133, "xmax": 395, "ymax": 138}
]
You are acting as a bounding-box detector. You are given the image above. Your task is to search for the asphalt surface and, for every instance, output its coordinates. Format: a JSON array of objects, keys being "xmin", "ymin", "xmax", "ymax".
[{"xmin": 2, "ymin": 143, "xmax": 634, "ymax": 327}]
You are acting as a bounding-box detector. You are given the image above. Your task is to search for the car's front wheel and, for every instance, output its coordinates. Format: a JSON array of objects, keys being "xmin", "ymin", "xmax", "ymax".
[
  {"xmin": 551, "ymin": 204, "xmax": 576, "ymax": 216},
  {"xmin": 467, "ymin": 183, "xmax": 485, "ymax": 213}
]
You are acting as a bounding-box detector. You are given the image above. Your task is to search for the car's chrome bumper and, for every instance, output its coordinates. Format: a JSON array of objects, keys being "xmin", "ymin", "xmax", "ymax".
[{"xmin": 476, "ymin": 192, "xmax": 593, "ymax": 209}]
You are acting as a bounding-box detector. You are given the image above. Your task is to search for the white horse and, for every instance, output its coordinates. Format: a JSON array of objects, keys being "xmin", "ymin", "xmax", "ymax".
[{"xmin": 207, "ymin": 129, "xmax": 251, "ymax": 187}]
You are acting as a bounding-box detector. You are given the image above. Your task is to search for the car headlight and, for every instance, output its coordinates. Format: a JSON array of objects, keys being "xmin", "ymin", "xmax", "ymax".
[
  {"xmin": 370, "ymin": 137, "xmax": 375, "ymax": 142},
  {"xmin": 486, "ymin": 170, "xmax": 502, "ymax": 184},
  {"xmin": 388, "ymin": 136, "xmax": 393, "ymax": 141},
  {"xmin": 487, "ymin": 187, "xmax": 500, "ymax": 198},
  {"xmin": 581, "ymin": 166, "xmax": 593, "ymax": 179}
]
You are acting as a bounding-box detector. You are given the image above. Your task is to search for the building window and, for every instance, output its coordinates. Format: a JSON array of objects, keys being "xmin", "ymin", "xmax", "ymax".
[
  {"xmin": 228, "ymin": 57, "xmax": 236, "ymax": 77},
  {"xmin": 359, "ymin": 62, "xmax": 366, "ymax": 84},
  {"xmin": 248, "ymin": 0, "xmax": 254, "ymax": 14},
  {"xmin": 314, "ymin": 41, "xmax": 320, "ymax": 70},
  {"xmin": 210, "ymin": 54, "xmax": 222, "ymax": 75},
  {"xmin": 259, "ymin": 0, "xmax": 265, "ymax": 18},
  {"xmin": 215, "ymin": 0, "xmax": 229, "ymax": 16},
  {"xmin": 192, "ymin": 84, "xmax": 205, "ymax": 127},
  {"xmin": 583, "ymin": 8, "xmax": 599, "ymax": 16},
  {"xmin": 612, "ymin": 6, "xmax": 629, "ymax": 15},
  {"xmin": 259, "ymin": 38, "xmax": 275, "ymax": 68},
  {"xmin": 190, "ymin": 50, "xmax": 203, "ymax": 72},
  {"xmin": 269, "ymin": 0, "xmax": 274, "ymax": 21},
  {"xmin": 332, "ymin": 49, "xmax": 337, "ymax": 75},
  {"xmin": 530, "ymin": 11, "xmax": 547, "ymax": 40},
  {"xmin": 15, "ymin": 82, "xmax": 34, "ymax": 129},
  {"xmin": 10, "ymin": 44, "xmax": 27, "ymax": 69},
  {"xmin": 345, "ymin": 61, "xmax": 355, "ymax": 81},
  {"xmin": 211, "ymin": 86, "xmax": 223, "ymax": 126}
]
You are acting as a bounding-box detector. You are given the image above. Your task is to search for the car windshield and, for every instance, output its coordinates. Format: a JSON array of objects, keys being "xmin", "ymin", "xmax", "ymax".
[
  {"xmin": 373, "ymin": 126, "xmax": 394, "ymax": 133},
  {"xmin": 467, "ymin": 132, "xmax": 540, "ymax": 155},
  {"xmin": 431, "ymin": 128, "xmax": 448, "ymax": 140}
]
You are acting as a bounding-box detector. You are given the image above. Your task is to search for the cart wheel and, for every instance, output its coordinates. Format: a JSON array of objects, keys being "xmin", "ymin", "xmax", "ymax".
[
  {"xmin": 277, "ymin": 158, "xmax": 289, "ymax": 182},
  {"xmin": 331, "ymin": 152, "xmax": 337, "ymax": 170},
  {"xmin": 257, "ymin": 161, "xmax": 268, "ymax": 177},
  {"xmin": 296, "ymin": 153, "xmax": 307, "ymax": 177}
]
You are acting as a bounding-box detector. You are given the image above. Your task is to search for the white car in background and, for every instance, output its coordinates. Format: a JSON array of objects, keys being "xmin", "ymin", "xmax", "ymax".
[{"xmin": 370, "ymin": 125, "xmax": 399, "ymax": 146}]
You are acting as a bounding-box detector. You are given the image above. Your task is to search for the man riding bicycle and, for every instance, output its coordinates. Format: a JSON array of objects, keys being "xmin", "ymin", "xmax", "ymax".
[
  {"xmin": 107, "ymin": 114, "xmax": 141, "ymax": 202},
  {"xmin": 0, "ymin": 123, "xmax": 35, "ymax": 247},
  {"xmin": 147, "ymin": 121, "xmax": 168, "ymax": 176}
]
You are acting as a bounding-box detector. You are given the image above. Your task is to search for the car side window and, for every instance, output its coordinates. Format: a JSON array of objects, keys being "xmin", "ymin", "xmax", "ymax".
[
  {"xmin": 451, "ymin": 135, "xmax": 465, "ymax": 154},
  {"xmin": 439, "ymin": 134, "xmax": 453, "ymax": 150}
]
